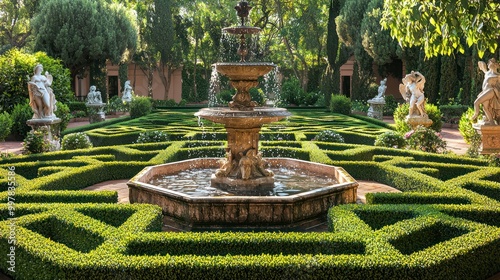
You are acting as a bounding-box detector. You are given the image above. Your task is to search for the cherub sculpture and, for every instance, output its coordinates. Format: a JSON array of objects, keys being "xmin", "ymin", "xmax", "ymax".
[{"xmin": 399, "ymin": 71, "xmax": 427, "ymax": 117}]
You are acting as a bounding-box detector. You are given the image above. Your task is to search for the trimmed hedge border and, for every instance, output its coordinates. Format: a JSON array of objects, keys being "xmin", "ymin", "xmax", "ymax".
[{"xmin": 0, "ymin": 108, "xmax": 499, "ymax": 279}]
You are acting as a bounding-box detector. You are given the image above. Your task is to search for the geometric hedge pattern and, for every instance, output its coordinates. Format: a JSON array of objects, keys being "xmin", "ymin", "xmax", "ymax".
[{"xmin": 0, "ymin": 109, "xmax": 499, "ymax": 279}]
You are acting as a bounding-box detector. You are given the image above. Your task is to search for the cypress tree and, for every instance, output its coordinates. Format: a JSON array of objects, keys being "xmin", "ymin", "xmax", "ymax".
[{"xmin": 439, "ymin": 55, "xmax": 459, "ymax": 104}]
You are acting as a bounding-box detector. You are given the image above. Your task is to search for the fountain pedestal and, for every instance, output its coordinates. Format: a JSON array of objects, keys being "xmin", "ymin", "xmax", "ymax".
[{"xmin": 195, "ymin": 107, "xmax": 291, "ymax": 189}]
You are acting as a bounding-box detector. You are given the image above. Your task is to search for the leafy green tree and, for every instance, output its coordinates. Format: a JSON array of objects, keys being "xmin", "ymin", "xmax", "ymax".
[
  {"xmin": 31, "ymin": 0, "xmax": 137, "ymax": 84},
  {"xmin": 360, "ymin": 0, "xmax": 397, "ymax": 65},
  {"xmin": 381, "ymin": 0, "xmax": 500, "ymax": 58},
  {"xmin": 0, "ymin": 0, "xmax": 39, "ymax": 52}
]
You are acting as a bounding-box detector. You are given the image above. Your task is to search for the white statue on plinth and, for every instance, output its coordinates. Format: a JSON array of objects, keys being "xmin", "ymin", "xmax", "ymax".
[
  {"xmin": 367, "ymin": 78, "xmax": 387, "ymax": 120},
  {"xmin": 398, "ymin": 71, "xmax": 432, "ymax": 128},
  {"xmin": 86, "ymin": 85, "xmax": 103, "ymax": 104},
  {"xmin": 28, "ymin": 64, "xmax": 57, "ymax": 119},
  {"xmin": 399, "ymin": 71, "xmax": 427, "ymax": 117},
  {"xmin": 122, "ymin": 80, "xmax": 133, "ymax": 102},
  {"xmin": 372, "ymin": 78, "xmax": 387, "ymax": 101},
  {"xmin": 472, "ymin": 58, "xmax": 500, "ymax": 125}
]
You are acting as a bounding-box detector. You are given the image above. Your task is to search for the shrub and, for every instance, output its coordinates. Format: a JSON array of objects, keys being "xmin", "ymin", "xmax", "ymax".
[
  {"xmin": 487, "ymin": 153, "xmax": 500, "ymax": 167},
  {"xmin": 10, "ymin": 102, "xmax": 33, "ymax": 140},
  {"xmin": 312, "ymin": 130, "xmax": 345, "ymax": 143},
  {"xmin": 107, "ymin": 96, "xmax": 128, "ymax": 114},
  {"xmin": 215, "ymin": 89, "xmax": 234, "ymax": 106},
  {"xmin": 67, "ymin": 101, "xmax": 87, "ymax": 113},
  {"xmin": 394, "ymin": 103, "xmax": 443, "ymax": 133},
  {"xmin": 153, "ymin": 99, "xmax": 177, "ymax": 108},
  {"xmin": 249, "ymin": 87, "xmax": 267, "ymax": 106},
  {"xmin": 281, "ymin": 78, "xmax": 305, "ymax": 105},
  {"xmin": 61, "ymin": 132, "xmax": 93, "ymax": 150},
  {"xmin": 22, "ymin": 129, "xmax": 52, "ymax": 154},
  {"xmin": 404, "ymin": 125, "xmax": 447, "ymax": 153},
  {"xmin": 351, "ymin": 100, "xmax": 369, "ymax": 113},
  {"xmin": 440, "ymin": 104, "xmax": 469, "ymax": 124},
  {"xmin": 303, "ymin": 92, "xmax": 320, "ymax": 106},
  {"xmin": 374, "ymin": 131, "xmax": 405, "ymax": 148},
  {"xmin": 129, "ymin": 96, "xmax": 152, "ymax": 119},
  {"xmin": 135, "ymin": 131, "xmax": 169, "ymax": 143},
  {"xmin": 383, "ymin": 95, "xmax": 399, "ymax": 116},
  {"xmin": 0, "ymin": 112, "xmax": 13, "ymax": 141},
  {"xmin": 0, "ymin": 49, "xmax": 73, "ymax": 113},
  {"xmin": 54, "ymin": 102, "xmax": 71, "ymax": 132},
  {"xmin": 71, "ymin": 110, "xmax": 87, "ymax": 118},
  {"xmin": 458, "ymin": 108, "xmax": 482, "ymax": 157},
  {"xmin": 329, "ymin": 94, "xmax": 351, "ymax": 115}
]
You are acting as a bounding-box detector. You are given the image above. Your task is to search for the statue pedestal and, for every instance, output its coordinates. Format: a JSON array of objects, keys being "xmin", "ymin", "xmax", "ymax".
[
  {"xmin": 86, "ymin": 103, "xmax": 106, "ymax": 123},
  {"xmin": 367, "ymin": 99, "xmax": 385, "ymax": 120},
  {"xmin": 406, "ymin": 115, "xmax": 433, "ymax": 130},
  {"xmin": 473, "ymin": 123, "xmax": 500, "ymax": 154},
  {"xmin": 26, "ymin": 118, "xmax": 61, "ymax": 151}
]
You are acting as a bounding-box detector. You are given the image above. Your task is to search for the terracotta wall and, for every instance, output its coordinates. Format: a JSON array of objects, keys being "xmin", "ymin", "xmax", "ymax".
[
  {"xmin": 74, "ymin": 62, "xmax": 183, "ymax": 102},
  {"xmin": 339, "ymin": 56, "xmax": 404, "ymax": 101}
]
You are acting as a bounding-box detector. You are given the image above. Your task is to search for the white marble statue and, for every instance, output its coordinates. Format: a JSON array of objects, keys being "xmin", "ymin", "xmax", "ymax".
[
  {"xmin": 86, "ymin": 85, "xmax": 103, "ymax": 104},
  {"xmin": 122, "ymin": 80, "xmax": 133, "ymax": 102},
  {"xmin": 472, "ymin": 58, "xmax": 500, "ymax": 125},
  {"xmin": 399, "ymin": 71, "xmax": 427, "ymax": 117},
  {"xmin": 28, "ymin": 64, "xmax": 57, "ymax": 119},
  {"xmin": 373, "ymin": 78, "xmax": 387, "ymax": 100}
]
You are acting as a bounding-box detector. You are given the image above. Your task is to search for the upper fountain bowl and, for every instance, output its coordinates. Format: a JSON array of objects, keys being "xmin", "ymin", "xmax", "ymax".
[
  {"xmin": 215, "ymin": 62, "xmax": 275, "ymax": 81},
  {"xmin": 223, "ymin": 26, "xmax": 261, "ymax": 35}
]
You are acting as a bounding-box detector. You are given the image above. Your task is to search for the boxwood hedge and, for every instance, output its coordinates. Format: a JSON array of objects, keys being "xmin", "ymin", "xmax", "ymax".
[{"xmin": 0, "ymin": 109, "xmax": 499, "ymax": 279}]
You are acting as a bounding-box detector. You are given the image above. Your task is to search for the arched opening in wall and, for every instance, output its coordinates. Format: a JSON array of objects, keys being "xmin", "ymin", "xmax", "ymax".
[
  {"xmin": 342, "ymin": 76, "xmax": 351, "ymax": 98},
  {"xmin": 108, "ymin": 76, "xmax": 119, "ymax": 99}
]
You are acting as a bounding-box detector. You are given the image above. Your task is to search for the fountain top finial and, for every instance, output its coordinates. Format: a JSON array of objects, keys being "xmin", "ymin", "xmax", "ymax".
[{"xmin": 235, "ymin": 1, "xmax": 252, "ymax": 26}]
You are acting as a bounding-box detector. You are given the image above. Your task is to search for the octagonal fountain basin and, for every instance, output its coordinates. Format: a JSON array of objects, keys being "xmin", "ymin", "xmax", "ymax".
[
  {"xmin": 128, "ymin": 158, "xmax": 358, "ymax": 229},
  {"xmin": 215, "ymin": 62, "xmax": 276, "ymax": 81}
]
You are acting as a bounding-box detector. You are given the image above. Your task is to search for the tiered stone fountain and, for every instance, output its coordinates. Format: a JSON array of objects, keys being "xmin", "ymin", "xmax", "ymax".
[{"xmin": 128, "ymin": 1, "xmax": 358, "ymax": 229}]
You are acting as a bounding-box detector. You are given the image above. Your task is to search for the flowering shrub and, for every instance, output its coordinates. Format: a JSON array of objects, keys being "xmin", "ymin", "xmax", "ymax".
[
  {"xmin": 374, "ymin": 131, "xmax": 406, "ymax": 148},
  {"xmin": 136, "ymin": 131, "xmax": 170, "ymax": 143},
  {"xmin": 23, "ymin": 128, "xmax": 52, "ymax": 154},
  {"xmin": 61, "ymin": 132, "xmax": 93, "ymax": 150},
  {"xmin": 488, "ymin": 153, "xmax": 500, "ymax": 167},
  {"xmin": 404, "ymin": 125, "xmax": 447, "ymax": 153},
  {"xmin": 312, "ymin": 130, "xmax": 345, "ymax": 143}
]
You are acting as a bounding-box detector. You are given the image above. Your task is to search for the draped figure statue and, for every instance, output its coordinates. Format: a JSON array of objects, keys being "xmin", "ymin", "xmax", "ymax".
[{"xmin": 28, "ymin": 64, "xmax": 57, "ymax": 119}]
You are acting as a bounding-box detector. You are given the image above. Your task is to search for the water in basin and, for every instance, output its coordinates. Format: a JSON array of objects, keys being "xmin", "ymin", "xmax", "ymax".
[{"xmin": 148, "ymin": 167, "xmax": 338, "ymax": 197}]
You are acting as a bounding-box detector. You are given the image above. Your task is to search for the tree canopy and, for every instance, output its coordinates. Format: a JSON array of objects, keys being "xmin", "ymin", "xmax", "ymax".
[
  {"xmin": 381, "ymin": 0, "xmax": 500, "ymax": 58},
  {"xmin": 31, "ymin": 0, "xmax": 137, "ymax": 80}
]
